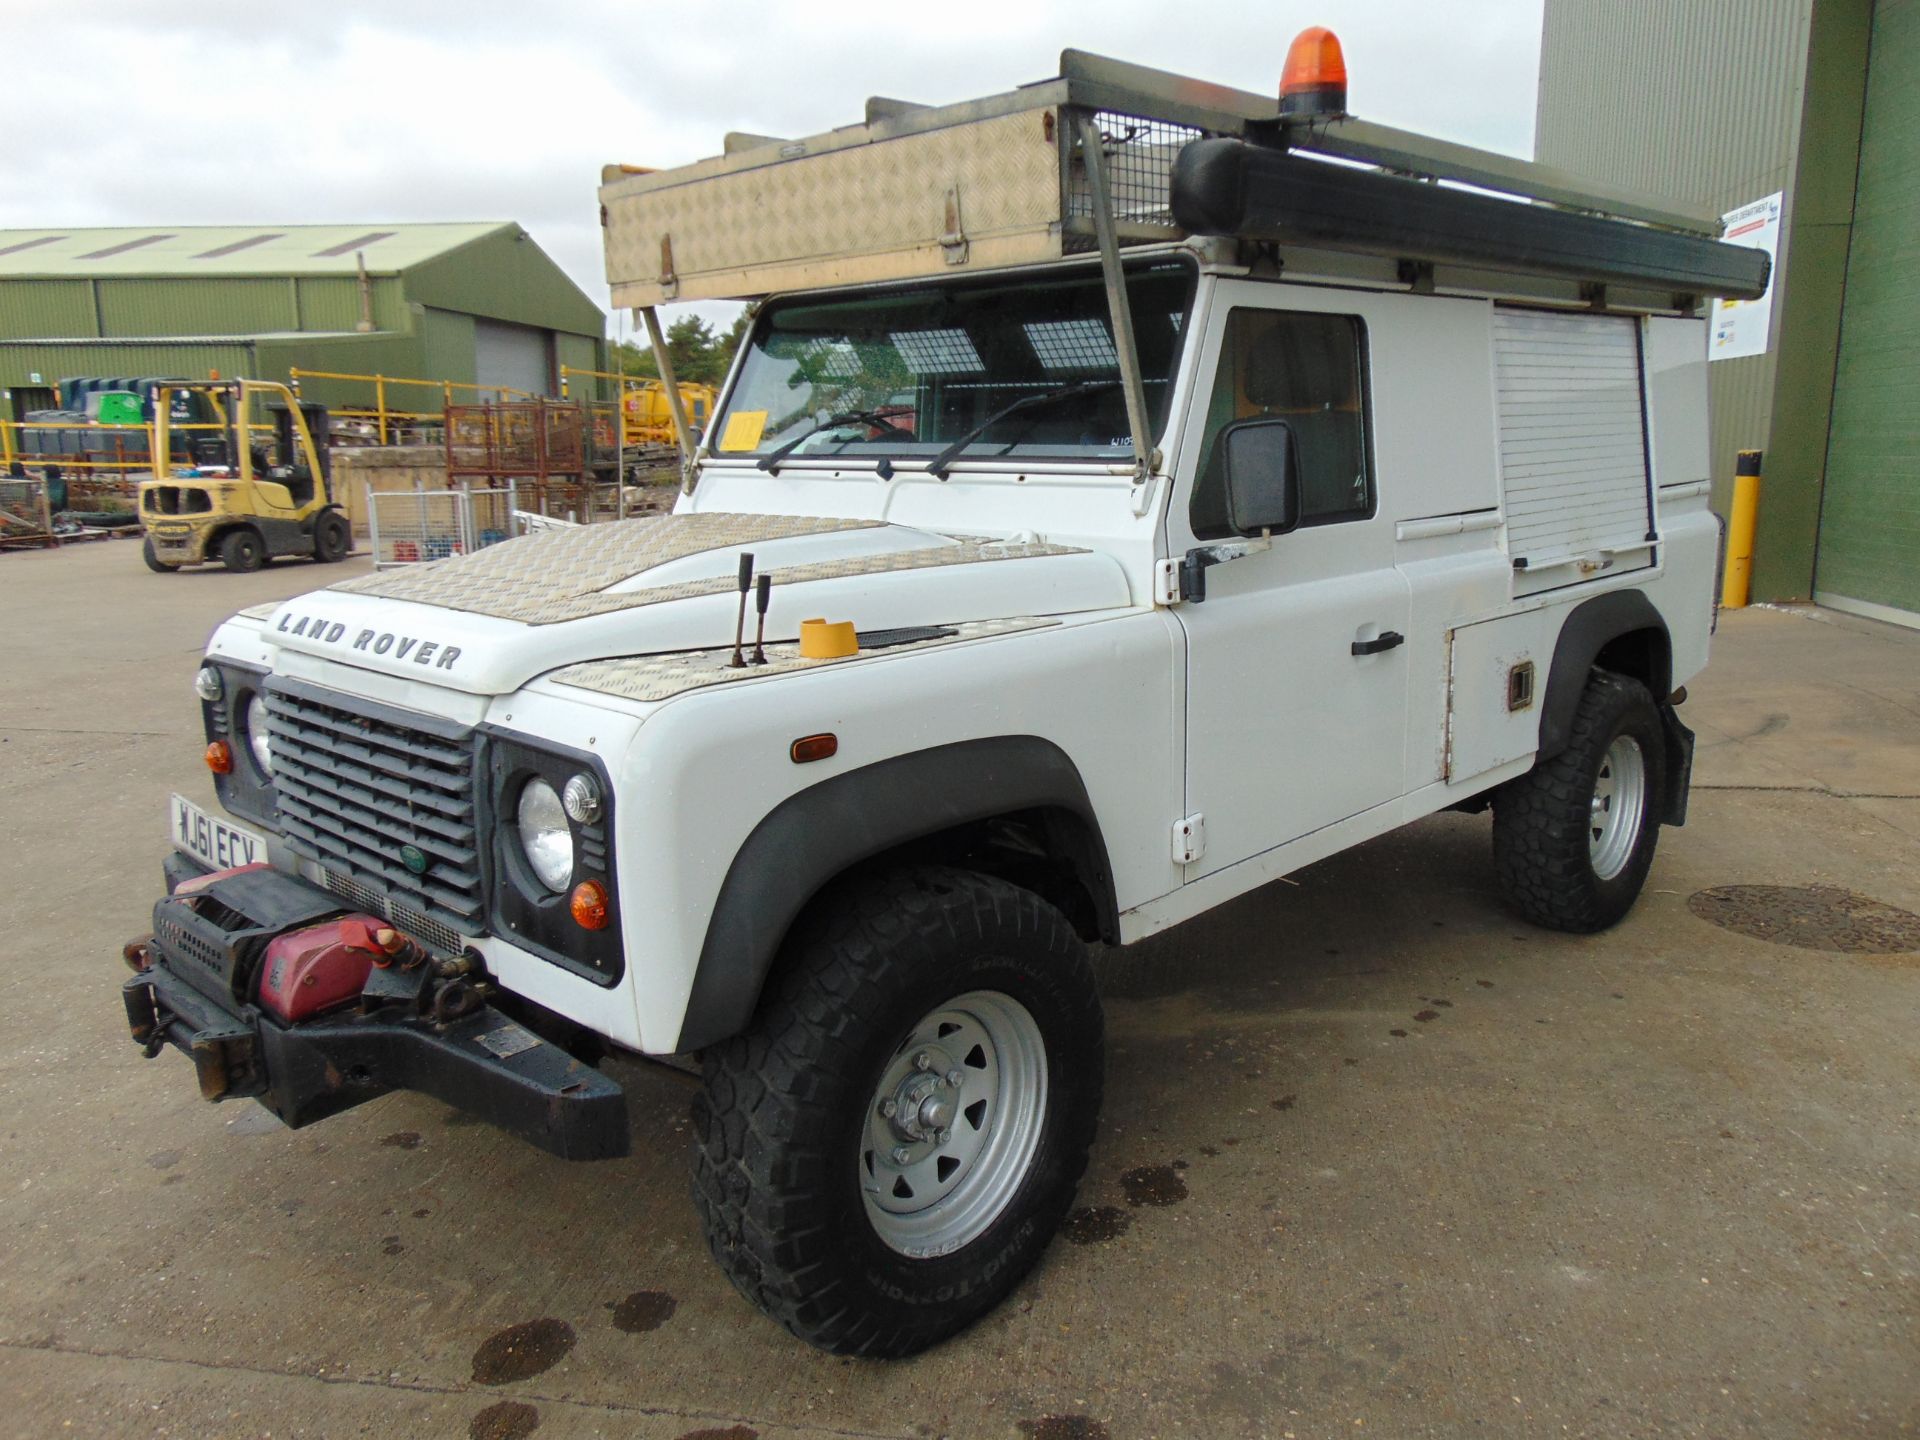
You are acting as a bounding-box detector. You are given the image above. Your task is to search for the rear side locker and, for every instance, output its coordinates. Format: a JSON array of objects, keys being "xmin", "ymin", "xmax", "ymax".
[{"xmin": 1492, "ymin": 308, "xmax": 1657, "ymax": 596}]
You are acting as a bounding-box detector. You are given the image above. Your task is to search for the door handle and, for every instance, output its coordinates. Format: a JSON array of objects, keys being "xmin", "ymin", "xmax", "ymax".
[{"xmin": 1351, "ymin": 630, "xmax": 1405, "ymax": 656}]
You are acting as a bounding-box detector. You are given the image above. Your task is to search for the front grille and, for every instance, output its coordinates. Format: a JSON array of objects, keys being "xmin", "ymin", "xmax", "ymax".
[
  {"xmin": 319, "ymin": 867, "xmax": 465, "ymax": 958},
  {"xmin": 263, "ymin": 682, "xmax": 483, "ymax": 937}
]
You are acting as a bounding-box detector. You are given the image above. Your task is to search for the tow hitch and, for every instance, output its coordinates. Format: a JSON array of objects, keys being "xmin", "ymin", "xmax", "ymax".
[{"xmin": 121, "ymin": 865, "xmax": 628, "ymax": 1160}]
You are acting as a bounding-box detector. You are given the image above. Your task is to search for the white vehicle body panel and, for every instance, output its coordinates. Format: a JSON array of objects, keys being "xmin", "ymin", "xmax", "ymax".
[{"xmin": 195, "ymin": 256, "xmax": 1719, "ymax": 1057}]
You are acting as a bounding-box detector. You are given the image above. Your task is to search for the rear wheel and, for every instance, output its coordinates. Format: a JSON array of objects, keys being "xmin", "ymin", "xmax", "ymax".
[
  {"xmin": 219, "ymin": 528, "xmax": 265, "ymax": 574},
  {"xmin": 311, "ymin": 509, "xmax": 351, "ymax": 563},
  {"xmin": 1493, "ymin": 670, "xmax": 1666, "ymax": 932},
  {"xmin": 690, "ymin": 867, "xmax": 1103, "ymax": 1357},
  {"xmin": 141, "ymin": 537, "xmax": 179, "ymax": 573}
]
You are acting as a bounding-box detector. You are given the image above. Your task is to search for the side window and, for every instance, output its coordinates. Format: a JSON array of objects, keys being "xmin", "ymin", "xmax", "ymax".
[{"xmin": 1190, "ymin": 308, "xmax": 1372, "ymax": 539}]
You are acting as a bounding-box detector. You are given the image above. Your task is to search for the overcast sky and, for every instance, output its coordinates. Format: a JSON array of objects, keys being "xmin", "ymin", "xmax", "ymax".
[{"xmin": 1, "ymin": 0, "xmax": 1544, "ymax": 340}]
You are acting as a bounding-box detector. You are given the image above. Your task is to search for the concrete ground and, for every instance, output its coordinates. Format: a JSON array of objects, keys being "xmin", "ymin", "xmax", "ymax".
[{"xmin": 1, "ymin": 539, "xmax": 1915, "ymax": 1440}]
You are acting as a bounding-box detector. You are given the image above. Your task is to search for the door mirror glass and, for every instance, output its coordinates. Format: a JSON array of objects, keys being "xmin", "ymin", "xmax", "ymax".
[{"xmin": 1221, "ymin": 417, "xmax": 1301, "ymax": 534}]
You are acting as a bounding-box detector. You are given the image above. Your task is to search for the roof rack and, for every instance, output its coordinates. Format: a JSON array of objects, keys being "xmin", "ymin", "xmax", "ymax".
[
  {"xmin": 600, "ymin": 48, "xmax": 1762, "ymax": 312},
  {"xmin": 601, "ymin": 47, "xmax": 1769, "ymax": 489}
]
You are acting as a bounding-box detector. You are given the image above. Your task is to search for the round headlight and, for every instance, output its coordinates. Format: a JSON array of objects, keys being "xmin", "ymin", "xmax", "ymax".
[
  {"xmin": 516, "ymin": 778, "xmax": 574, "ymax": 893},
  {"xmin": 244, "ymin": 692, "xmax": 272, "ymax": 775},
  {"xmin": 561, "ymin": 773, "xmax": 602, "ymax": 824},
  {"xmin": 194, "ymin": 665, "xmax": 223, "ymax": 703}
]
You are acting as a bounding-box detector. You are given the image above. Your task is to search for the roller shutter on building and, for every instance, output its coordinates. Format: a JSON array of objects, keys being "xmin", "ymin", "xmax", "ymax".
[
  {"xmin": 1814, "ymin": 1, "xmax": 1920, "ymax": 623},
  {"xmin": 474, "ymin": 317, "xmax": 554, "ymax": 399},
  {"xmin": 1492, "ymin": 307, "xmax": 1654, "ymax": 595}
]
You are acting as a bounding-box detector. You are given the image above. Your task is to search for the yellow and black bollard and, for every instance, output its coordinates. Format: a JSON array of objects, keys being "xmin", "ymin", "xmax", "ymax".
[{"xmin": 1722, "ymin": 449, "xmax": 1762, "ymax": 609}]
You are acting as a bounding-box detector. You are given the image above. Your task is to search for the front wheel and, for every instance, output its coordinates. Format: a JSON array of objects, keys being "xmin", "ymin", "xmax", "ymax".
[
  {"xmin": 311, "ymin": 508, "xmax": 352, "ymax": 563},
  {"xmin": 219, "ymin": 528, "xmax": 265, "ymax": 574},
  {"xmin": 691, "ymin": 867, "xmax": 1103, "ymax": 1357},
  {"xmin": 1493, "ymin": 670, "xmax": 1666, "ymax": 932}
]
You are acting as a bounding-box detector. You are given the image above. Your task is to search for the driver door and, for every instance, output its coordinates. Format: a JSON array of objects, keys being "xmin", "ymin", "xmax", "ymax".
[{"xmin": 1171, "ymin": 282, "xmax": 1410, "ymax": 879}]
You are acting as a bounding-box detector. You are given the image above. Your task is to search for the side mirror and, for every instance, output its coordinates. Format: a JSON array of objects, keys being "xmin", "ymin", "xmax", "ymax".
[{"xmin": 1221, "ymin": 417, "xmax": 1302, "ymax": 535}]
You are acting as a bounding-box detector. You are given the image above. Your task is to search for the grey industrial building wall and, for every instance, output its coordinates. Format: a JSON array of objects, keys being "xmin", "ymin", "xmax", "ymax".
[
  {"xmin": 1536, "ymin": 0, "xmax": 1812, "ymax": 530},
  {"xmin": 1536, "ymin": 0, "xmax": 1907, "ymax": 611}
]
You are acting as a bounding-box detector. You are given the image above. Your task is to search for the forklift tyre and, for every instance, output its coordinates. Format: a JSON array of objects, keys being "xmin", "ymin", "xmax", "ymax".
[
  {"xmin": 311, "ymin": 509, "xmax": 352, "ymax": 564},
  {"xmin": 142, "ymin": 538, "xmax": 180, "ymax": 574},
  {"xmin": 219, "ymin": 528, "xmax": 267, "ymax": 574}
]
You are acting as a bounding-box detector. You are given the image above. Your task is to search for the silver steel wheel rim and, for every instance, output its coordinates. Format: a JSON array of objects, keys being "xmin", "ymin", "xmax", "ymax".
[
  {"xmin": 1589, "ymin": 734, "xmax": 1648, "ymax": 881},
  {"xmin": 860, "ymin": 990, "xmax": 1047, "ymax": 1259}
]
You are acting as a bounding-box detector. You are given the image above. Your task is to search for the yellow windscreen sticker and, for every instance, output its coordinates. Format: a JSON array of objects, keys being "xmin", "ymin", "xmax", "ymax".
[{"xmin": 718, "ymin": 410, "xmax": 768, "ymax": 452}]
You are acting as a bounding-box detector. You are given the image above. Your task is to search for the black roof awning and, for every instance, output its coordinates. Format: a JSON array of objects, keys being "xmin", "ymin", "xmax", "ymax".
[{"xmin": 1171, "ymin": 139, "xmax": 1770, "ymax": 301}]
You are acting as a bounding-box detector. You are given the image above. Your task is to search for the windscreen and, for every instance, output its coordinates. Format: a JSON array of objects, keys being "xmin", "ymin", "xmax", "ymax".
[{"xmin": 709, "ymin": 259, "xmax": 1195, "ymax": 467}]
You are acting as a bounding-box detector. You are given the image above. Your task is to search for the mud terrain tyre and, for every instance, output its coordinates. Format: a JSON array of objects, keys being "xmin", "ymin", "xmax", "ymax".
[
  {"xmin": 691, "ymin": 866, "xmax": 1103, "ymax": 1357},
  {"xmin": 1493, "ymin": 670, "xmax": 1666, "ymax": 933},
  {"xmin": 219, "ymin": 527, "xmax": 266, "ymax": 574},
  {"xmin": 311, "ymin": 509, "xmax": 351, "ymax": 563},
  {"xmin": 142, "ymin": 537, "xmax": 179, "ymax": 573}
]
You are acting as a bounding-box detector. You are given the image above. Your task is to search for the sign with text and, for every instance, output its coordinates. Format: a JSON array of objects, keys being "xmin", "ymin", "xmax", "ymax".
[{"xmin": 1709, "ymin": 193, "xmax": 1782, "ymax": 362}]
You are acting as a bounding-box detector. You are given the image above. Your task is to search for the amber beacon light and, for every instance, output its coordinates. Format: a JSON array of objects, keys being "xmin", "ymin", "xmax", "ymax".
[{"xmin": 1279, "ymin": 26, "xmax": 1348, "ymax": 119}]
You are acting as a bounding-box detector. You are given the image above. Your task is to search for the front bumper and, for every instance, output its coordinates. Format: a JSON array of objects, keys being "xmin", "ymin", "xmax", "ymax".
[{"xmin": 123, "ymin": 864, "xmax": 629, "ymax": 1161}]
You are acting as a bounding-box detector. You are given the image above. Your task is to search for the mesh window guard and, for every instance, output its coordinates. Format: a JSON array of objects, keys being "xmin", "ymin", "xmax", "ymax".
[{"xmin": 1067, "ymin": 111, "xmax": 1206, "ymax": 229}]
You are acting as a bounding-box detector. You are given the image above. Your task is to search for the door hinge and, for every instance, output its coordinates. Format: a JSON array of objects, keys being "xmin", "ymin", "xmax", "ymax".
[
  {"xmin": 1153, "ymin": 558, "xmax": 1183, "ymax": 605},
  {"xmin": 1172, "ymin": 813, "xmax": 1206, "ymax": 866}
]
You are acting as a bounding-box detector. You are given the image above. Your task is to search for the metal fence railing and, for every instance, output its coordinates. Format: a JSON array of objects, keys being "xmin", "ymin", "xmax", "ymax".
[
  {"xmin": 366, "ymin": 484, "xmax": 523, "ymax": 568},
  {"xmin": 289, "ymin": 369, "xmax": 538, "ymax": 448}
]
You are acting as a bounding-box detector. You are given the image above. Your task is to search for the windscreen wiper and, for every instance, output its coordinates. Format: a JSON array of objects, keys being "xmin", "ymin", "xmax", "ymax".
[
  {"xmin": 756, "ymin": 408, "xmax": 909, "ymax": 472},
  {"xmin": 925, "ymin": 380, "xmax": 1120, "ymax": 479}
]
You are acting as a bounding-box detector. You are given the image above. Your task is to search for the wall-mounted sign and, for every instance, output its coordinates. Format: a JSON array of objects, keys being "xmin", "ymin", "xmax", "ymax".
[{"xmin": 1709, "ymin": 192, "xmax": 1782, "ymax": 362}]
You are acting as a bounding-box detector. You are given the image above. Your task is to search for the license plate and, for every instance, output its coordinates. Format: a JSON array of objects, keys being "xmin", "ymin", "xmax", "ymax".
[{"xmin": 169, "ymin": 793, "xmax": 269, "ymax": 873}]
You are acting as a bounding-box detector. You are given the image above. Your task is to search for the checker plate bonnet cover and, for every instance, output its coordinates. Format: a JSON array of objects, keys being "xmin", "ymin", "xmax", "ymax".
[{"xmin": 257, "ymin": 511, "xmax": 1128, "ymax": 696}]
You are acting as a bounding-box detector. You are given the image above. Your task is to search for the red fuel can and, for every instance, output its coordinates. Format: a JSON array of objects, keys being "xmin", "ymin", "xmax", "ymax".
[{"xmin": 256, "ymin": 915, "xmax": 387, "ymax": 1023}]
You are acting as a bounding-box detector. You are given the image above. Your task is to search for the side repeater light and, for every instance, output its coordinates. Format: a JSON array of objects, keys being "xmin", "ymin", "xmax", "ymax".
[
  {"xmin": 790, "ymin": 733, "xmax": 838, "ymax": 764},
  {"xmin": 1279, "ymin": 26, "xmax": 1348, "ymax": 119}
]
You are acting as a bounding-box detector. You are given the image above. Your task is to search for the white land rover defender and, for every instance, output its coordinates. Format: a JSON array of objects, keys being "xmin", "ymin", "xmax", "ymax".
[{"xmin": 121, "ymin": 37, "xmax": 1767, "ymax": 1357}]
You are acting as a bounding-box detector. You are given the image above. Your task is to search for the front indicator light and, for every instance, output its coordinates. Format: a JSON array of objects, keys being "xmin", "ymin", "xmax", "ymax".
[
  {"xmin": 570, "ymin": 880, "xmax": 610, "ymax": 931},
  {"xmin": 205, "ymin": 740, "xmax": 233, "ymax": 774}
]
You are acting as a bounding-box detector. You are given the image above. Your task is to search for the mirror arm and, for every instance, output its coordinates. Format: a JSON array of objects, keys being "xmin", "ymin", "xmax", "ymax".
[{"xmin": 1178, "ymin": 528, "xmax": 1271, "ymax": 603}]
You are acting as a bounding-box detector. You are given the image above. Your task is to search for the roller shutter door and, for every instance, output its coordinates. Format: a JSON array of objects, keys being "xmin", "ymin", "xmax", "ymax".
[
  {"xmin": 1492, "ymin": 307, "xmax": 1654, "ymax": 596},
  {"xmin": 1814, "ymin": 2, "xmax": 1920, "ymax": 625},
  {"xmin": 474, "ymin": 318, "xmax": 553, "ymax": 398}
]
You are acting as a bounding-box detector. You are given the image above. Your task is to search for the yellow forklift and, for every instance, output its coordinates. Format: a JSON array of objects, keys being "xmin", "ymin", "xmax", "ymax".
[{"xmin": 138, "ymin": 379, "xmax": 352, "ymax": 573}]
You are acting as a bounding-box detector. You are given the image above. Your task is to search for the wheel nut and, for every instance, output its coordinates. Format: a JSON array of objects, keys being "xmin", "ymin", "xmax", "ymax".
[
  {"xmin": 880, "ymin": 1098, "xmax": 897, "ymax": 1118},
  {"xmin": 891, "ymin": 1146, "xmax": 911, "ymax": 1164},
  {"xmin": 945, "ymin": 1068, "xmax": 964, "ymax": 1087},
  {"xmin": 914, "ymin": 1051, "xmax": 932, "ymax": 1071}
]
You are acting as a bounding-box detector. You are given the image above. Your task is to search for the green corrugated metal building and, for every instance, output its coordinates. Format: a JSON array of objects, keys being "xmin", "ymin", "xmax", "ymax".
[
  {"xmin": 1537, "ymin": 0, "xmax": 1919, "ymax": 628},
  {"xmin": 0, "ymin": 223, "xmax": 609, "ymax": 427}
]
